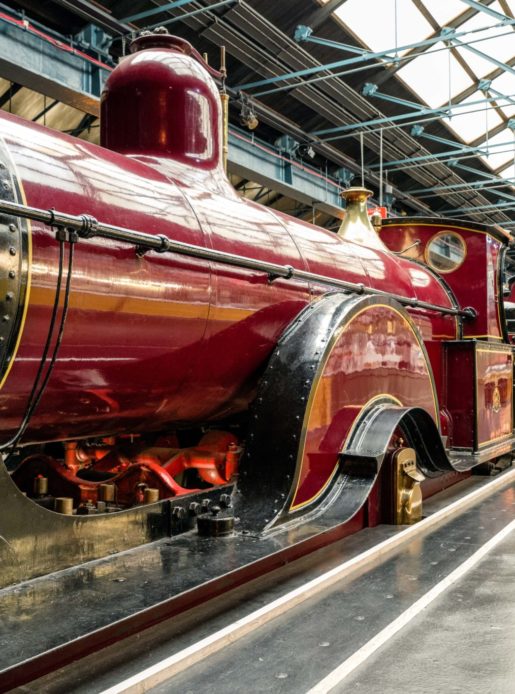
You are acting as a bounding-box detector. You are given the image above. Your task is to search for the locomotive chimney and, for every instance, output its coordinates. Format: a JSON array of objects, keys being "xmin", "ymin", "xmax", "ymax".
[
  {"xmin": 101, "ymin": 28, "xmax": 229, "ymax": 191},
  {"xmin": 338, "ymin": 187, "xmax": 386, "ymax": 249}
]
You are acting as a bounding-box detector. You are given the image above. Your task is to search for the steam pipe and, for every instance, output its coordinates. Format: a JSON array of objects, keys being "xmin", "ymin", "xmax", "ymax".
[{"xmin": 0, "ymin": 199, "xmax": 476, "ymax": 320}]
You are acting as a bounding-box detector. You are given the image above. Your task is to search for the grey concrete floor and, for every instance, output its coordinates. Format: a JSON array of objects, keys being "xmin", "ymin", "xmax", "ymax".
[
  {"xmin": 150, "ymin": 483, "xmax": 515, "ymax": 694},
  {"xmin": 340, "ymin": 529, "xmax": 515, "ymax": 694}
]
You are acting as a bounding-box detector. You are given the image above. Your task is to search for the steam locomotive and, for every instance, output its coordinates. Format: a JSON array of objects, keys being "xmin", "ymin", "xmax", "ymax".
[{"xmin": 0, "ymin": 30, "xmax": 512, "ymax": 588}]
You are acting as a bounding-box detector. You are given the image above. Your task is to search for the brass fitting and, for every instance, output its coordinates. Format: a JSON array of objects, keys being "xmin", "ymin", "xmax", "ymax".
[
  {"xmin": 393, "ymin": 447, "xmax": 425, "ymax": 524},
  {"xmin": 144, "ymin": 488, "xmax": 159, "ymax": 504},
  {"xmin": 54, "ymin": 497, "xmax": 73, "ymax": 515}
]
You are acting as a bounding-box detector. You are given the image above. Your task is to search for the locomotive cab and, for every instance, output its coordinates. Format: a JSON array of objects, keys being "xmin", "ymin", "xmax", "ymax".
[
  {"xmin": 380, "ymin": 216, "xmax": 512, "ymax": 342},
  {"xmin": 381, "ymin": 217, "xmax": 514, "ymax": 464}
]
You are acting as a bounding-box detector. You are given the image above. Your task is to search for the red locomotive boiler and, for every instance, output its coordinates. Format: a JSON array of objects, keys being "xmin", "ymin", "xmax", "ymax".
[{"xmin": 0, "ymin": 30, "xmax": 513, "ymax": 588}]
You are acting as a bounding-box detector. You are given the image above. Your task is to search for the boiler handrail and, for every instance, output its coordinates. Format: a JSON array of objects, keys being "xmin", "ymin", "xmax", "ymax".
[{"xmin": 0, "ymin": 199, "xmax": 476, "ymax": 320}]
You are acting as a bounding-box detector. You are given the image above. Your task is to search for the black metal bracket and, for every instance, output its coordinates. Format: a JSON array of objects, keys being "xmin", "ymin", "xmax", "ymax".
[
  {"xmin": 268, "ymin": 264, "xmax": 294, "ymax": 283},
  {"xmin": 54, "ymin": 227, "xmax": 79, "ymax": 244}
]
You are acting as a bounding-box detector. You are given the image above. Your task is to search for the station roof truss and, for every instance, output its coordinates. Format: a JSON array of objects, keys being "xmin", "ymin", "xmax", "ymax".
[{"xmin": 0, "ymin": 0, "xmax": 513, "ymax": 229}]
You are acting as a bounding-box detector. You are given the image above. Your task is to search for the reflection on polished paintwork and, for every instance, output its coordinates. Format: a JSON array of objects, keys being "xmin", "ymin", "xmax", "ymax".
[
  {"xmin": 477, "ymin": 350, "xmax": 513, "ymax": 446},
  {"xmin": 292, "ymin": 304, "xmax": 437, "ymax": 509}
]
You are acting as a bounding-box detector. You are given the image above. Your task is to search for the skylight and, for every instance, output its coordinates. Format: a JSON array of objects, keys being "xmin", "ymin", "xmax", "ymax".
[
  {"xmin": 423, "ymin": 0, "xmax": 465, "ymax": 26},
  {"xmin": 454, "ymin": 25, "xmax": 514, "ymax": 79},
  {"xmin": 499, "ymin": 162, "xmax": 515, "ymax": 183},
  {"xmin": 397, "ymin": 42, "xmax": 473, "ymax": 108},
  {"xmin": 478, "ymin": 128, "xmax": 515, "ymax": 170},
  {"xmin": 335, "ymin": 0, "xmax": 433, "ymax": 56},
  {"xmin": 489, "ymin": 72, "xmax": 515, "ymax": 116},
  {"xmin": 444, "ymin": 91, "xmax": 503, "ymax": 143},
  {"xmin": 331, "ymin": 0, "xmax": 515, "ymax": 184}
]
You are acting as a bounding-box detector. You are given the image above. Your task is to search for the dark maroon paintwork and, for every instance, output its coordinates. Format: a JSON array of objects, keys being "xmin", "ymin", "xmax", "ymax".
[{"xmin": 380, "ymin": 218, "xmax": 510, "ymax": 341}]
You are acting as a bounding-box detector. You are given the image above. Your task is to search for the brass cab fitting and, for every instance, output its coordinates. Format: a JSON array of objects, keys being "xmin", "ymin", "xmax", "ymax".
[{"xmin": 393, "ymin": 447, "xmax": 425, "ymax": 524}]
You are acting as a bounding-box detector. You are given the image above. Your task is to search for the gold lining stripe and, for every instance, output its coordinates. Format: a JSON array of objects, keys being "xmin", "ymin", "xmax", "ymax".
[
  {"xmin": 290, "ymin": 393, "xmax": 403, "ymax": 511},
  {"xmin": 463, "ymin": 335, "xmax": 503, "ymax": 341},
  {"xmin": 28, "ymin": 287, "xmax": 246, "ymax": 321}
]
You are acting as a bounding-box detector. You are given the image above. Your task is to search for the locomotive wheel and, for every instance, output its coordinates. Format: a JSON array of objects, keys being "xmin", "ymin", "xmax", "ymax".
[{"xmin": 235, "ymin": 292, "xmax": 439, "ymax": 533}]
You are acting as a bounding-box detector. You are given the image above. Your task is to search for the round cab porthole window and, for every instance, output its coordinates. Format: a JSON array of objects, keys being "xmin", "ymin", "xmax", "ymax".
[{"xmin": 425, "ymin": 231, "xmax": 466, "ymax": 273}]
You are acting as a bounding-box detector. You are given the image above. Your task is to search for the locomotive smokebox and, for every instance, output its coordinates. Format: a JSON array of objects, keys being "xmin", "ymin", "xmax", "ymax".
[{"xmin": 100, "ymin": 30, "xmax": 223, "ymax": 176}]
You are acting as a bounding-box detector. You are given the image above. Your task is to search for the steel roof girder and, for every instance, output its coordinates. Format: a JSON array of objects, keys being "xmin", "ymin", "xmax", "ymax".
[
  {"xmin": 450, "ymin": 37, "xmax": 515, "ymax": 76},
  {"xmin": 0, "ymin": 18, "xmax": 109, "ymax": 113},
  {"xmin": 198, "ymin": 2, "xmax": 507, "ymax": 215},
  {"xmin": 410, "ymin": 178, "xmax": 515, "ymax": 195},
  {"xmin": 121, "ymin": 0, "xmax": 198, "ymax": 23},
  {"xmin": 313, "ymin": 91, "xmax": 514, "ymax": 138},
  {"xmin": 241, "ymin": 17, "xmax": 515, "ymax": 92},
  {"xmin": 458, "ymin": 0, "xmax": 513, "ymax": 23}
]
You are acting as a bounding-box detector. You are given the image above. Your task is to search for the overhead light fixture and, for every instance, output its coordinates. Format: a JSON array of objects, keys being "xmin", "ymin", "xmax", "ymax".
[
  {"xmin": 297, "ymin": 144, "xmax": 316, "ymax": 159},
  {"xmin": 239, "ymin": 93, "xmax": 259, "ymax": 130}
]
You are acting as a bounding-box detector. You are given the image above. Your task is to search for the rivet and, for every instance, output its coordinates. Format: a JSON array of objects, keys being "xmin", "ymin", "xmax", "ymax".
[
  {"xmin": 2, "ymin": 181, "xmax": 10, "ymax": 190},
  {"xmin": 5, "ymin": 292, "xmax": 13, "ymax": 301},
  {"xmin": 0, "ymin": 336, "xmax": 4, "ymax": 342},
  {"xmin": 8, "ymin": 224, "xmax": 16, "ymax": 233},
  {"xmin": 8, "ymin": 270, "xmax": 15, "ymax": 279},
  {"xmin": 2, "ymin": 315, "xmax": 9, "ymax": 322},
  {"xmin": 9, "ymin": 247, "xmax": 16, "ymax": 256}
]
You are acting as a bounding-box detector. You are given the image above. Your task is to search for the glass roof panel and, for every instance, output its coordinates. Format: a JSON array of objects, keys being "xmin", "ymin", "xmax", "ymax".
[
  {"xmin": 489, "ymin": 72, "xmax": 515, "ymax": 116},
  {"xmin": 444, "ymin": 90, "xmax": 503, "ymax": 142},
  {"xmin": 453, "ymin": 2, "xmax": 514, "ymax": 75},
  {"xmin": 478, "ymin": 127, "xmax": 515, "ymax": 169},
  {"xmin": 455, "ymin": 30, "xmax": 514, "ymax": 78},
  {"xmin": 422, "ymin": 0, "xmax": 466, "ymax": 26},
  {"xmin": 397, "ymin": 42, "xmax": 474, "ymax": 108},
  {"xmin": 335, "ymin": 0, "xmax": 433, "ymax": 55},
  {"xmin": 458, "ymin": 1, "xmax": 509, "ymax": 32},
  {"xmin": 498, "ymin": 162, "xmax": 515, "ymax": 182}
]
